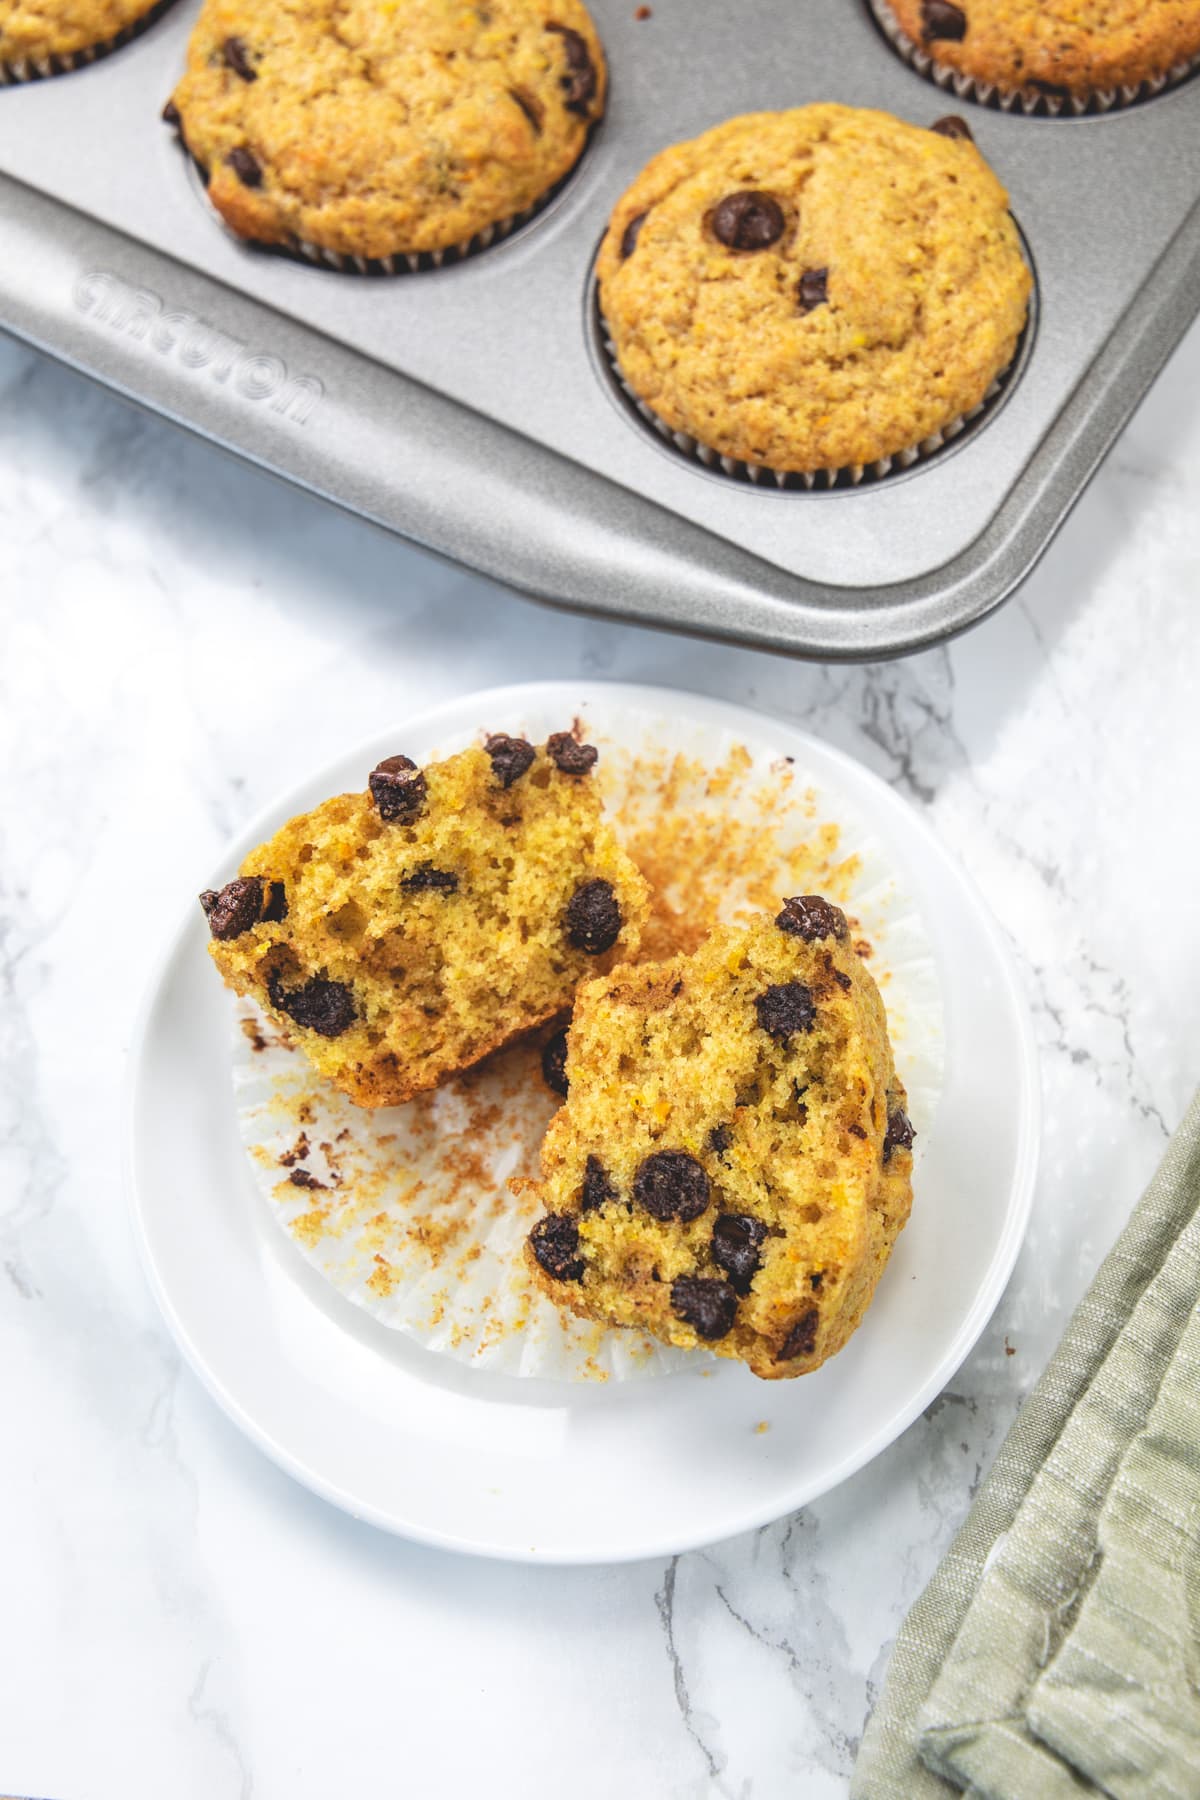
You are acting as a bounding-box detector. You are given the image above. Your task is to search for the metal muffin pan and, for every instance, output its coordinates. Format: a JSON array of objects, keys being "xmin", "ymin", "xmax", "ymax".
[{"xmin": 0, "ymin": 1, "xmax": 1197, "ymax": 660}]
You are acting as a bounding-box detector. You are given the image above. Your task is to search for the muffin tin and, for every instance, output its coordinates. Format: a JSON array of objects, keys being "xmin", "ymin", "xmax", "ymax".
[{"xmin": 0, "ymin": 0, "xmax": 1198, "ymax": 659}]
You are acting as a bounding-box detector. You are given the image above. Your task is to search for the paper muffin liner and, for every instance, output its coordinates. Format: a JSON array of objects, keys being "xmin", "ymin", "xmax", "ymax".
[
  {"xmin": 868, "ymin": 0, "xmax": 1200, "ymax": 117},
  {"xmin": 232, "ymin": 703, "xmax": 946, "ymax": 1383},
  {"xmin": 170, "ymin": 125, "xmax": 590, "ymax": 277},
  {"xmin": 0, "ymin": 0, "xmax": 176, "ymax": 84},
  {"xmin": 596, "ymin": 303, "xmax": 1011, "ymax": 490}
]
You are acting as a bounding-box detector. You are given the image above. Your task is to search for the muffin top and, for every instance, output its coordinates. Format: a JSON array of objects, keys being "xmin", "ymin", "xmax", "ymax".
[
  {"xmin": 597, "ymin": 105, "xmax": 1031, "ymax": 476},
  {"xmin": 885, "ymin": 0, "xmax": 1200, "ymax": 101},
  {"xmin": 1, "ymin": 0, "xmax": 162, "ymax": 65},
  {"xmin": 169, "ymin": 0, "xmax": 606, "ymax": 260}
]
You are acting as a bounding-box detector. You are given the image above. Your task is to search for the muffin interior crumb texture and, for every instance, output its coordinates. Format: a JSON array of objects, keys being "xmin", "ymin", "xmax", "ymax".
[
  {"xmin": 203, "ymin": 730, "xmax": 648, "ymax": 1108},
  {"xmin": 168, "ymin": 0, "xmax": 606, "ymax": 258},
  {"xmin": 1, "ymin": 0, "xmax": 163, "ymax": 63},
  {"xmin": 597, "ymin": 102, "xmax": 1031, "ymax": 474},
  {"xmin": 524, "ymin": 902, "xmax": 914, "ymax": 1380}
]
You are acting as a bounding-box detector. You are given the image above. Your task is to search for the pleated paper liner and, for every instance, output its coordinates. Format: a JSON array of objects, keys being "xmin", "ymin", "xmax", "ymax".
[
  {"xmin": 595, "ymin": 301, "xmax": 1020, "ymax": 492},
  {"xmin": 1, "ymin": 0, "xmax": 178, "ymax": 85},
  {"xmin": 233, "ymin": 703, "xmax": 946, "ymax": 1382},
  {"xmin": 170, "ymin": 123, "xmax": 593, "ymax": 278},
  {"xmin": 867, "ymin": 0, "xmax": 1200, "ymax": 117}
]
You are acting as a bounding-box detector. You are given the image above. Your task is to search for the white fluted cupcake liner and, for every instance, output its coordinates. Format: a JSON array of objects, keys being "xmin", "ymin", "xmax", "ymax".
[
  {"xmin": 232, "ymin": 702, "xmax": 946, "ymax": 1383},
  {"xmin": 598, "ymin": 306, "xmax": 1011, "ymax": 491},
  {"xmin": 1, "ymin": 0, "xmax": 177, "ymax": 84},
  {"xmin": 868, "ymin": 0, "xmax": 1200, "ymax": 117}
]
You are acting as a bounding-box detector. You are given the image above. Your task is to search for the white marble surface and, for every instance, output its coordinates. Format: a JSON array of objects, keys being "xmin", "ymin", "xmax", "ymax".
[{"xmin": 1, "ymin": 313, "xmax": 1198, "ymax": 1800}]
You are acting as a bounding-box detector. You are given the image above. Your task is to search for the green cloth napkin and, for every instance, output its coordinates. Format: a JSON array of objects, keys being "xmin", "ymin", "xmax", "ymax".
[{"xmin": 852, "ymin": 1089, "xmax": 1200, "ymax": 1800}]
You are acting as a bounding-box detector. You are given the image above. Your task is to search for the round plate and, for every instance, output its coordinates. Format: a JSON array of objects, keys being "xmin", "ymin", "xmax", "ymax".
[{"xmin": 128, "ymin": 681, "xmax": 1039, "ymax": 1564}]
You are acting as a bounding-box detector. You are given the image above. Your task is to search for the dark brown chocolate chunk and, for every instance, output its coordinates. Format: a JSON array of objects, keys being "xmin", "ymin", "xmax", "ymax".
[
  {"xmin": 369, "ymin": 754, "xmax": 427, "ymax": 822},
  {"xmin": 755, "ymin": 981, "xmax": 816, "ymax": 1041},
  {"xmin": 227, "ymin": 146, "xmax": 263, "ymax": 188},
  {"xmin": 671, "ymin": 1275, "xmax": 738, "ymax": 1340},
  {"xmin": 530, "ymin": 1212, "xmax": 584, "ymax": 1281},
  {"xmin": 542, "ymin": 1028, "xmax": 570, "ymax": 1098},
  {"xmin": 162, "ymin": 98, "xmax": 181, "ymax": 127},
  {"xmin": 832, "ymin": 968, "xmax": 852, "ymax": 992},
  {"xmin": 268, "ymin": 971, "xmax": 356, "ymax": 1039},
  {"xmin": 776, "ymin": 895, "xmax": 848, "ymax": 942},
  {"xmin": 288, "ymin": 1169, "xmax": 326, "ymax": 1190},
  {"xmin": 547, "ymin": 731, "xmax": 598, "ymax": 776},
  {"xmin": 509, "ymin": 85, "xmax": 543, "ymax": 134},
  {"xmin": 931, "ymin": 113, "xmax": 973, "ymax": 140},
  {"xmin": 798, "ymin": 267, "xmax": 829, "ymax": 313},
  {"xmin": 634, "ymin": 1151, "xmax": 710, "ymax": 1223},
  {"xmin": 565, "ymin": 879, "xmax": 622, "ymax": 954},
  {"xmin": 777, "ymin": 1305, "xmax": 819, "ymax": 1361},
  {"xmin": 921, "ymin": 0, "xmax": 967, "ymax": 42},
  {"xmin": 708, "ymin": 1123, "xmax": 732, "ymax": 1157},
  {"xmin": 401, "ymin": 864, "xmax": 458, "ymax": 893},
  {"xmin": 546, "ymin": 21, "xmax": 598, "ymax": 114},
  {"xmin": 581, "ymin": 1154, "xmax": 616, "ymax": 1213},
  {"xmin": 884, "ymin": 1108, "xmax": 916, "ymax": 1160},
  {"xmin": 201, "ymin": 876, "xmax": 264, "ymax": 941},
  {"xmin": 710, "ymin": 190, "xmax": 785, "ymax": 251},
  {"xmin": 485, "ymin": 733, "xmax": 536, "ymax": 788},
  {"xmin": 261, "ymin": 880, "xmax": 288, "ymax": 923},
  {"xmin": 620, "ymin": 210, "xmax": 647, "ymax": 259},
  {"xmin": 711, "ymin": 1214, "xmax": 767, "ymax": 1295},
  {"xmin": 222, "ymin": 36, "xmax": 256, "ymax": 80}
]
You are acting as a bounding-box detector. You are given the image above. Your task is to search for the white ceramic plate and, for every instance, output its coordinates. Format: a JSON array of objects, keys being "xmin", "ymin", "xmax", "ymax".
[{"xmin": 128, "ymin": 682, "xmax": 1039, "ymax": 1564}]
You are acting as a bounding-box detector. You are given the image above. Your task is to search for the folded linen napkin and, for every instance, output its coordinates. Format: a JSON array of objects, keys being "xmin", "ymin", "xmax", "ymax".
[{"xmin": 852, "ymin": 1089, "xmax": 1200, "ymax": 1800}]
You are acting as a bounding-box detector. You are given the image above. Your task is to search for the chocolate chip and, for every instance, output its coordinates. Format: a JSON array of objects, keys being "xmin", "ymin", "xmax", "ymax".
[
  {"xmin": 267, "ymin": 972, "xmax": 356, "ymax": 1039},
  {"xmin": 620, "ymin": 210, "xmax": 647, "ymax": 259},
  {"xmin": 711, "ymin": 1214, "xmax": 767, "ymax": 1295},
  {"xmin": 798, "ymin": 267, "xmax": 828, "ymax": 313},
  {"xmin": 755, "ymin": 982, "xmax": 816, "ymax": 1041},
  {"xmin": 162, "ymin": 98, "xmax": 181, "ymax": 127},
  {"xmin": 565, "ymin": 878, "xmax": 622, "ymax": 954},
  {"xmin": 542, "ymin": 1028, "xmax": 569, "ymax": 1097},
  {"xmin": 581, "ymin": 1154, "xmax": 616, "ymax": 1212},
  {"xmin": 509, "ymin": 85, "xmax": 543, "ymax": 134},
  {"xmin": 833, "ymin": 969, "xmax": 852, "ymax": 992},
  {"xmin": 369, "ymin": 754, "xmax": 427, "ymax": 823},
  {"xmin": 547, "ymin": 731, "xmax": 598, "ymax": 776},
  {"xmin": 401, "ymin": 864, "xmax": 458, "ymax": 893},
  {"xmin": 810, "ymin": 1271, "xmax": 824, "ymax": 1290},
  {"xmin": 227, "ymin": 146, "xmax": 263, "ymax": 188},
  {"xmin": 201, "ymin": 876, "xmax": 264, "ymax": 940},
  {"xmin": 710, "ymin": 191, "xmax": 785, "ymax": 251},
  {"xmin": 884, "ymin": 1108, "xmax": 916, "ymax": 1160},
  {"xmin": 634, "ymin": 1151, "xmax": 710, "ymax": 1223},
  {"xmin": 485, "ymin": 733, "xmax": 536, "ymax": 788},
  {"xmin": 708, "ymin": 1123, "xmax": 732, "ymax": 1157},
  {"xmin": 222, "ymin": 35, "xmax": 256, "ymax": 80},
  {"xmin": 546, "ymin": 22, "xmax": 598, "ymax": 114},
  {"xmin": 777, "ymin": 1305, "xmax": 819, "ymax": 1361},
  {"xmin": 931, "ymin": 113, "xmax": 973, "ymax": 140},
  {"xmin": 260, "ymin": 881, "xmax": 288, "ymax": 923},
  {"xmin": 921, "ymin": 0, "xmax": 967, "ymax": 42},
  {"xmin": 288, "ymin": 1169, "xmax": 326, "ymax": 1190},
  {"xmin": 671, "ymin": 1276, "xmax": 738, "ymax": 1340},
  {"xmin": 776, "ymin": 895, "xmax": 848, "ymax": 942},
  {"xmin": 530, "ymin": 1213, "xmax": 584, "ymax": 1281}
]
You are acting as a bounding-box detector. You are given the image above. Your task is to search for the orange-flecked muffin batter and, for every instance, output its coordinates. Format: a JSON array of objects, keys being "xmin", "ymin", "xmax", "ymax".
[
  {"xmin": 166, "ymin": 0, "xmax": 606, "ymax": 259},
  {"xmin": 597, "ymin": 104, "xmax": 1031, "ymax": 475},
  {"xmin": 201, "ymin": 730, "xmax": 648, "ymax": 1107},
  {"xmin": 524, "ymin": 896, "xmax": 915, "ymax": 1380},
  {"xmin": 1, "ymin": 0, "xmax": 164, "ymax": 70}
]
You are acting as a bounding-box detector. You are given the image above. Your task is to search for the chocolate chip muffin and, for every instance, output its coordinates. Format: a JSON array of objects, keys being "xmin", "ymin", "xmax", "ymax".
[
  {"xmin": 523, "ymin": 896, "xmax": 915, "ymax": 1380},
  {"xmin": 201, "ymin": 730, "xmax": 648, "ymax": 1108},
  {"xmin": 879, "ymin": 0, "xmax": 1200, "ymax": 105},
  {"xmin": 166, "ymin": 0, "xmax": 606, "ymax": 263},
  {"xmin": 1, "ymin": 0, "xmax": 166, "ymax": 75},
  {"xmin": 597, "ymin": 104, "xmax": 1031, "ymax": 477}
]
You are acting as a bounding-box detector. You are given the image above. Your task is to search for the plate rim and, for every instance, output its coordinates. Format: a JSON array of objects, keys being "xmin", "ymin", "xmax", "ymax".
[{"xmin": 125, "ymin": 677, "xmax": 1041, "ymax": 1563}]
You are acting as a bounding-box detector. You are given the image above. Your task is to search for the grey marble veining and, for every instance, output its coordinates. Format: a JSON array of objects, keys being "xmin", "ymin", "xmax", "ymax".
[{"xmin": 1, "ymin": 316, "xmax": 1198, "ymax": 1800}]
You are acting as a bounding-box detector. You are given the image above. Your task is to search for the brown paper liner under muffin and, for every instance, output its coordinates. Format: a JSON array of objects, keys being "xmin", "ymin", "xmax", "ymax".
[
  {"xmin": 596, "ymin": 303, "xmax": 1018, "ymax": 492},
  {"xmin": 868, "ymin": 0, "xmax": 1200, "ymax": 117},
  {"xmin": 1, "ymin": 0, "xmax": 176, "ymax": 85},
  {"xmin": 168, "ymin": 120, "xmax": 589, "ymax": 277}
]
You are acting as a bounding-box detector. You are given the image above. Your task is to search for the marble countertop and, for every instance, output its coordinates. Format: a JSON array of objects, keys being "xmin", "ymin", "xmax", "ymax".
[{"xmin": 1, "ymin": 314, "xmax": 1197, "ymax": 1800}]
